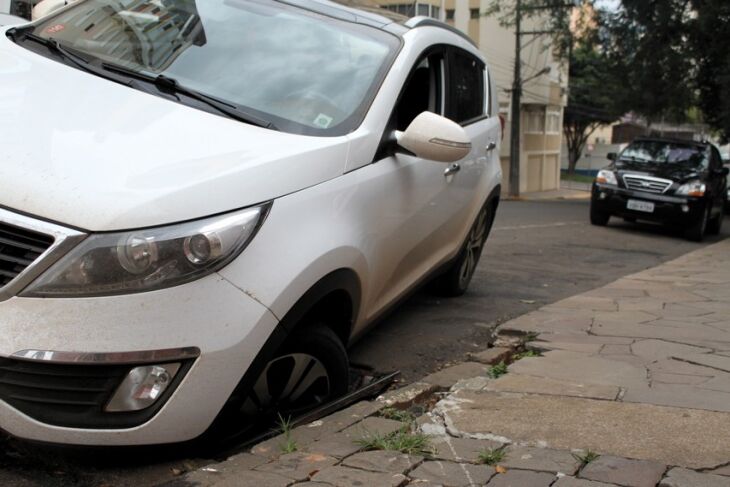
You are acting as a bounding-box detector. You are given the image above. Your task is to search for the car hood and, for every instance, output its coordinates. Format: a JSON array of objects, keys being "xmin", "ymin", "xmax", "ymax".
[
  {"xmin": 614, "ymin": 161, "xmax": 701, "ymax": 183},
  {"xmin": 0, "ymin": 36, "xmax": 349, "ymax": 231}
]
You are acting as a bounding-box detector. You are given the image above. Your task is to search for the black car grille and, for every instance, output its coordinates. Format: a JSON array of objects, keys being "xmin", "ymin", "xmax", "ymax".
[
  {"xmin": 622, "ymin": 175, "xmax": 672, "ymax": 194},
  {"xmin": 0, "ymin": 222, "xmax": 54, "ymax": 288},
  {"xmin": 0, "ymin": 358, "xmax": 193, "ymax": 429}
]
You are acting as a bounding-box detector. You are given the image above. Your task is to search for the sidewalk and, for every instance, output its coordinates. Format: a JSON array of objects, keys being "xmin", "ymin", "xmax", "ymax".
[
  {"xmin": 506, "ymin": 182, "xmax": 592, "ymax": 201},
  {"xmin": 172, "ymin": 239, "xmax": 730, "ymax": 487}
]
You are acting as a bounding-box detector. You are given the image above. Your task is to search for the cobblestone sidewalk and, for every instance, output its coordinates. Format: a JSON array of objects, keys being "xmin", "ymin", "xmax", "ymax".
[{"xmin": 171, "ymin": 239, "xmax": 730, "ymax": 487}]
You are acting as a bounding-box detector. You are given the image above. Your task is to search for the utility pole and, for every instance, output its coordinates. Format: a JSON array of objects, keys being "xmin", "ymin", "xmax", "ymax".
[{"xmin": 509, "ymin": 0, "xmax": 522, "ymax": 198}]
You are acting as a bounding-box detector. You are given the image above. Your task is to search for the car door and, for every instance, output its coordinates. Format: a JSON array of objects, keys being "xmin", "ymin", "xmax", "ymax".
[{"xmin": 361, "ymin": 48, "xmax": 474, "ymax": 319}]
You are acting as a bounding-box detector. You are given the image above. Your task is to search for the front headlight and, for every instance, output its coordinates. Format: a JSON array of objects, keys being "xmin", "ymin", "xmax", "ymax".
[
  {"xmin": 21, "ymin": 204, "xmax": 269, "ymax": 297},
  {"xmin": 676, "ymin": 181, "xmax": 706, "ymax": 197},
  {"xmin": 595, "ymin": 170, "xmax": 617, "ymax": 185}
]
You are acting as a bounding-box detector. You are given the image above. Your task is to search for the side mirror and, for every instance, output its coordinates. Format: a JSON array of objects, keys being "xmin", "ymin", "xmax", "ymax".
[
  {"xmin": 607, "ymin": 152, "xmax": 617, "ymax": 161},
  {"xmin": 396, "ymin": 112, "xmax": 471, "ymax": 163},
  {"xmin": 718, "ymin": 167, "xmax": 729, "ymax": 177}
]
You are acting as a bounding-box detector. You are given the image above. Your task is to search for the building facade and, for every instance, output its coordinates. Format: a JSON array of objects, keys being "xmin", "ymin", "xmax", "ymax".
[{"xmin": 375, "ymin": 0, "xmax": 568, "ymax": 193}]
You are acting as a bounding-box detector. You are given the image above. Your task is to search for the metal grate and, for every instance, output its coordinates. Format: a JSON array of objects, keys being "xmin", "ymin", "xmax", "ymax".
[
  {"xmin": 0, "ymin": 221, "xmax": 54, "ymax": 288},
  {"xmin": 622, "ymin": 175, "xmax": 673, "ymax": 194}
]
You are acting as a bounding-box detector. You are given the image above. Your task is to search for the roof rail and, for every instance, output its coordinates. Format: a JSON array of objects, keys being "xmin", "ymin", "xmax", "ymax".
[{"xmin": 404, "ymin": 16, "xmax": 477, "ymax": 48}]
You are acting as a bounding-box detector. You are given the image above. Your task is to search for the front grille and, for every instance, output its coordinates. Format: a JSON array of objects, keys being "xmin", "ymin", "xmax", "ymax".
[
  {"xmin": 623, "ymin": 175, "xmax": 672, "ymax": 194},
  {"xmin": 0, "ymin": 222, "xmax": 54, "ymax": 288},
  {"xmin": 0, "ymin": 358, "xmax": 192, "ymax": 429}
]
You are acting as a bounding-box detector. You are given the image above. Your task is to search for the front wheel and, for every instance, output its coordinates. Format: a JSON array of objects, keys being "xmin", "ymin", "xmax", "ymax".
[
  {"xmin": 685, "ymin": 205, "xmax": 709, "ymax": 242},
  {"xmin": 707, "ymin": 208, "xmax": 723, "ymax": 235},
  {"xmin": 590, "ymin": 204, "xmax": 610, "ymax": 226},
  {"xmin": 431, "ymin": 201, "xmax": 495, "ymax": 297}
]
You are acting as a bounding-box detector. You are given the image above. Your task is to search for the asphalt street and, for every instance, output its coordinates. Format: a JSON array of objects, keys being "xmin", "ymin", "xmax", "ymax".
[{"xmin": 1, "ymin": 198, "xmax": 727, "ymax": 486}]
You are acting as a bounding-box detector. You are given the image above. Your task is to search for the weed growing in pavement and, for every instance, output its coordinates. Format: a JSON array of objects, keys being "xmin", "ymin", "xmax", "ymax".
[
  {"xmin": 573, "ymin": 449, "xmax": 599, "ymax": 465},
  {"xmin": 356, "ymin": 426, "xmax": 431, "ymax": 455},
  {"xmin": 487, "ymin": 361, "xmax": 508, "ymax": 378},
  {"xmin": 380, "ymin": 407, "xmax": 416, "ymax": 423},
  {"xmin": 478, "ymin": 448, "xmax": 505, "ymax": 466},
  {"xmin": 513, "ymin": 349, "xmax": 542, "ymax": 360},
  {"xmin": 277, "ymin": 413, "xmax": 298, "ymax": 453},
  {"xmin": 525, "ymin": 332, "xmax": 540, "ymax": 342}
]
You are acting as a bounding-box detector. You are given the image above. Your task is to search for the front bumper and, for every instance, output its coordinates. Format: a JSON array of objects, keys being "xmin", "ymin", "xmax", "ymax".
[
  {"xmin": 0, "ymin": 273, "xmax": 278, "ymax": 446},
  {"xmin": 591, "ymin": 183, "xmax": 705, "ymax": 225}
]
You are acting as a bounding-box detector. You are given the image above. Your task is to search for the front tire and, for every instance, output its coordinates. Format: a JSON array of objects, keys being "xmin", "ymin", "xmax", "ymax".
[
  {"xmin": 707, "ymin": 208, "xmax": 723, "ymax": 235},
  {"xmin": 590, "ymin": 203, "xmax": 610, "ymax": 226},
  {"xmin": 685, "ymin": 205, "xmax": 709, "ymax": 242},
  {"xmin": 431, "ymin": 201, "xmax": 495, "ymax": 297}
]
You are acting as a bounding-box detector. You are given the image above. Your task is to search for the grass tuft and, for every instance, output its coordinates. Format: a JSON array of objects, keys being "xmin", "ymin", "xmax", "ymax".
[
  {"xmin": 478, "ymin": 448, "xmax": 505, "ymax": 466},
  {"xmin": 277, "ymin": 413, "xmax": 298, "ymax": 454},
  {"xmin": 356, "ymin": 427, "xmax": 431, "ymax": 455},
  {"xmin": 487, "ymin": 361, "xmax": 508, "ymax": 379},
  {"xmin": 573, "ymin": 449, "xmax": 599, "ymax": 465},
  {"xmin": 513, "ymin": 349, "xmax": 541, "ymax": 360},
  {"xmin": 380, "ymin": 407, "xmax": 416, "ymax": 423}
]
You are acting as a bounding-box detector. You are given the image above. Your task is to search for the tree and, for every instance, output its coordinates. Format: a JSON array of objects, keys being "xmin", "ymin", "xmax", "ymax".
[
  {"xmin": 605, "ymin": 0, "xmax": 695, "ymax": 126},
  {"xmin": 690, "ymin": 0, "xmax": 730, "ymax": 142},
  {"xmin": 563, "ymin": 39, "xmax": 621, "ymax": 174}
]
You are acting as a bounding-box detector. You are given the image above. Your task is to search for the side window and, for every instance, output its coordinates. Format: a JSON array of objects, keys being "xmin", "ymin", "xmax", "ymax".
[
  {"xmin": 393, "ymin": 53, "xmax": 444, "ymax": 131},
  {"xmin": 711, "ymin": 147, "xmax": 722, "ymax": 170},
  {"xmin": 446, "ymin": 50, "xmax": 485, "ymax": 124}
]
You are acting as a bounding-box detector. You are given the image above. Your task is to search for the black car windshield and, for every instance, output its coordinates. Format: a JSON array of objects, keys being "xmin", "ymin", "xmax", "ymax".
[
  {"xmin": 619, "ymin": 140, "xmax": 710, "ymax": 169},
  {"xmin": 20, "ymin": 0, "xmax": 400, "ymax": 136}
]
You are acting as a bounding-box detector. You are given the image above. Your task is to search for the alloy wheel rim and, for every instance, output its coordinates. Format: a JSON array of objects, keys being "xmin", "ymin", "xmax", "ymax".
[
  {"xmin": 241, "ymin": 353, "xmax": 330, "ymax": 416},
  {"xmin": 459, "ymin": 207, "xmax": 489, "ymax": 288}
]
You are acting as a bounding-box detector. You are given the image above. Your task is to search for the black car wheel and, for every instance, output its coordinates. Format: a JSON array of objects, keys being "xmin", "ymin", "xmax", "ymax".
[
  {"xmin": 707, "ymin": 208, "xmax": 723, "ymax": 235},
  {"xmin": 431, "ymin": 201, "xmax": 495, "ymax": 297},
  {"xmin": 685, "ymin": 205, "xmax": 709, "ymax": 242},
  {"xmin": 590, "ymin": 203, "xmax": 610, "ymax": 226}
]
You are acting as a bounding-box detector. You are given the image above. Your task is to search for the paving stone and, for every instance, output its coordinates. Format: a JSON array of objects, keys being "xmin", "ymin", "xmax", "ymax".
[
  {"xmin": 546, "ymin": 296, "xmax": 617, "ymax": 311},
  {"xmin": 250, "ymin": 433, "xmax": 289, "ymax": 460},
  {"xmin": 409, "ymin": 460, "xmax": 494, "ymax": 486},
  {"xmin": 484, "ymin": 373, "xmax": 620, "ymax": 400},
  {"xmin": 304, "ymin": 432, "xmax": 362, "ymax": 459},
  {"xmin": 468, "ymin": 347, "xmax": 512, "ymax": 365},
  {"xmin": 312, "ymin": 465, "xmax": 407, "ymax": 486},
  {"xmin": 486, "ymin": 470, "xmax": 555, "ymax": 486},
  {"xmin": 710, "ymin": 464, "xmax": 730, "ymax": 476},
  {"xmin": 501, "ymin": 446, "xmax": 581, "ymax": 474},
  {"xmin": 659, "ymin": 467, "xmax": 730, "ymax": 487},
  {"xmin": 579, "ymin": 455, "xmax": 666, "ymax": 487},
  {"xmin": 430, "ymin": 436, "xmax": 504, "ymax": 463},
  {"xmin": 180, "ymin": 469, "xmax": 290, "ymax": 487},
  {"xmin": 553, "ymin": 478, "xmax": 618, "ymax": 487},
  {"xmin": 451, "ymin": 376, "xmax": 491, "ymax": 391},
  {"xmin": 421, "ymin": 362, "xmax": 490, "ymax": 389},
  {"xmin": 254, "ymin": 451, "xmax": 338, "ymax": 481},
  {"xmin": 341, "ymin": 450, "xmax": 423, "ymax": 474},
  {"xmin": 341, "ymin": 416, "xmax": 405, "ymax": 441},
  {"xmin": 378, "ymin": 382, "xmax": 440, "ymax": 409}
]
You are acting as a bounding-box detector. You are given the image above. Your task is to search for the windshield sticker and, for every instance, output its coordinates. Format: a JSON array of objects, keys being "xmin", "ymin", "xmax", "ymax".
[
  {"xmin": 46, "ymin": 24, "xmax": 66, "ymax": 34},
  {"xmin": 313, "ymin": 113, "xmax": 333, "ymax": 129}
]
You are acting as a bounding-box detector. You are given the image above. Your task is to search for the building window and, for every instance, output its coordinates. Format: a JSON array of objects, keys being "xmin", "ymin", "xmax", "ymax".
[
  {"xmin": 386, "ymin": 3, "xmax": 439, "ymax": 18},
  {"xmin": 546, "ymin": 110, "xmax": 561, "ymax": 134},
  {"xmin": 526, "ymin": 108, "xmax": 546, "ymax": 133},
  {"xmin": 470, "ymin": 8, "xmax": 480, "ymax": 19},
  {"xmin": 432, "ymin": 6, "xmax": 440, "ymax": 19},
  {"xmin": 446, "ymin": 8, "xmax": 455, "ymax": 20}
]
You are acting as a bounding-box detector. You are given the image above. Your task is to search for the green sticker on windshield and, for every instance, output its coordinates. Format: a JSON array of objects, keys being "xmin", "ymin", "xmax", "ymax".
[{"xmin": 313, "ymin": 113, "xmax": 333, "ymax": 129}]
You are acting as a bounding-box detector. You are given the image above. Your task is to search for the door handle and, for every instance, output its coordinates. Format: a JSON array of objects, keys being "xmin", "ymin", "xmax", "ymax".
[
  {"xmin": 444, "ymin": 163, "xmax": 461, "ymax": 177},
  {"xmin": 486, "ymin": 142, "xmax": 497, "ymax": 152}
]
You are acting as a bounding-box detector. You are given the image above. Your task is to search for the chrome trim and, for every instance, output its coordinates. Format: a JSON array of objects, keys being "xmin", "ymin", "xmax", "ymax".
[
  {"xmin": 11, "ymin": 347, "xmax": 201, "ymax": 364},
  {"xmin": 0, "ymin": 207, "xmax": 87, "ymax": 302},
  {"xmin": 622, "ymin": 174, "xmax": 673, "ymax": 194}
]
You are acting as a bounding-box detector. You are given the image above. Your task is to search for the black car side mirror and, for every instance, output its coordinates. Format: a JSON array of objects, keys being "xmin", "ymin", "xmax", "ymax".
[
  {"xmin": 607, "ymin": 152, "xmax": 617, "ymax": 161},
  {"xmin": 718, "ymin": 167, "xmax": 730, "ymax": 177}
]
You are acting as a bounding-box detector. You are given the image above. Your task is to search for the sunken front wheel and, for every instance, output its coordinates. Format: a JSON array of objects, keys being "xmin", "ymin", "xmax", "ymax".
[
  {"xmin": 432, "ymin": 201, "xmax": 495, "ymax": 297},
  {"xmin": 240, "ymin": 324, "xmax": 349, "ymax": 419}
]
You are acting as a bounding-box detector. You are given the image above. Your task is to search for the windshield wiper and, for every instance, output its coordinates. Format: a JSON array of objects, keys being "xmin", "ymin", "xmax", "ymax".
[{"xmin": 101, "ymin": 63, "xmax": 277, "ymax": 130}]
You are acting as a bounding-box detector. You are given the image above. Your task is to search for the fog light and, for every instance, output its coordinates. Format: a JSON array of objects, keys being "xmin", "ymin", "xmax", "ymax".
[
  {"xmin": 681, "ymin": 205, "xmax": 690, "ymax": 213},
  {"xmin": 105, "ymin": 363, "xmax": 180, "ymax": 412},
  {"xmin": 599, "ymin": 192, "xmax": 607, "ymax": 200}
]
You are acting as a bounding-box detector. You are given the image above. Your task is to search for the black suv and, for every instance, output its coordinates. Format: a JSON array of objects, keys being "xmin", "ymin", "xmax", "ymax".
[{"xmin": 590, "ymin": 137, "xmax": 728, "ymax": 241}]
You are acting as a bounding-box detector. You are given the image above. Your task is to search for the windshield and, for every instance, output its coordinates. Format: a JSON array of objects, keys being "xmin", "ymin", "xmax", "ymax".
[
  {"xmin": 619, "ymin": 140, "xmax": 710, "ymax": 168},
  {"xmin": 22, "ymin": 0, "xmax": 399, "ymax": 135}
]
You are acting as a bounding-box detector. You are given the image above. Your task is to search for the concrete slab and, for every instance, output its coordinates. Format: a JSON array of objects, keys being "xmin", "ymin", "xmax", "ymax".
[
  {"xmin": 421, "ymin": 362, "xmax": 490, "ymax": 389},
  {"xmin": 486, "ymin": 470, "xmax": 556, "ymax": 486},
  {"xmin": 579, "ymin": 455, "xmax": 665, "ymax": 487},
  {"xmin": 501, "ymin": 446, "xmax": 581, "ymax": 474},
  {"xmin": 409, "ymin": 460, "xmax": 495, "ymax": 486},
  {"xmin": 659, "ymin": 467, "xmax": 730, "ymax": 487},
  {"xmin": 437, "ymin": 390, "xmax": 730, "ymax": 469},
  {"xmin": 484, "ymin": 373, "xmax": 620, "ymax": 400}
]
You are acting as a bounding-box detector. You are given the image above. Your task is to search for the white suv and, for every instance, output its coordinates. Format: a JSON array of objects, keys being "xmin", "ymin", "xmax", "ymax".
[{"xmin": 0, "ymin": 0, "xmax": 501, "ymax": 446}]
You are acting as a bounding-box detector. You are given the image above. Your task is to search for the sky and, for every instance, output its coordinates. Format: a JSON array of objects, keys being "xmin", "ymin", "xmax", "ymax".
[{"xmin": 595, "ymin": 0, "xmax": 620, "ymax": 11}]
